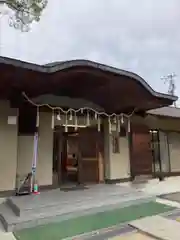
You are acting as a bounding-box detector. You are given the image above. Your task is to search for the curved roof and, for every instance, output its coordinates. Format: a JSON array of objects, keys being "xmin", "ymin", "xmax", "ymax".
[
  {"xmin": 0, "ymin": 56, "xmax": 178, "ymax": 114},
  {"xmin": 0, "ymin": 56, "xmax": 177, "ymax": 102}
]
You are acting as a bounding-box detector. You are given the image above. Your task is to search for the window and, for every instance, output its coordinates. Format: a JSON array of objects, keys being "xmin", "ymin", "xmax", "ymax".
[{"xmin": 150, "ymin": 129, "xmax": 161, "ymax": 172}]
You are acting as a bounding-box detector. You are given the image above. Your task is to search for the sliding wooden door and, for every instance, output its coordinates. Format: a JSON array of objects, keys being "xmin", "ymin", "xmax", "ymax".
[
  {"xmin": 78, "ymin": 127, "xmax": 104, "ymax": 183},
  {"xmin": 130, "ymin": 124, "xmax": 153, "ymax": 176}
]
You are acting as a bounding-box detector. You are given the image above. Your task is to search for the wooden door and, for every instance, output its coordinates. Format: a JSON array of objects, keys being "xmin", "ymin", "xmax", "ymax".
[
  {"xmin": 78, "ymin": 127, "xmax": 104, "ymax": 183},
  {"xmin": 130, "ymin": 124, "xmax": 153, "ymax": 176}
]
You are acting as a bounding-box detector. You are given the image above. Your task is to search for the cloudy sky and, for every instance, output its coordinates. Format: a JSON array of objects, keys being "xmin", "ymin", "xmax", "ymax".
[{"xmin": 1, "ymin": 0, "xmax": 180, "ymax": 101}]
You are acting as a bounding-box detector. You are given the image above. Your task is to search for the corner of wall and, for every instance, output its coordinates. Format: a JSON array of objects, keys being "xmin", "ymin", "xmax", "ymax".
[{"xmin": 0, "ymin": 100, "xmax": 18, "ymax": 191}]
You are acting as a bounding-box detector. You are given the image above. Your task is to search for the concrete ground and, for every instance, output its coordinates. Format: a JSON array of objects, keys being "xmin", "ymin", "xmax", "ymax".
[
  {"xmin": 110, "ymin": 232, "xmax": 156, "ymax": 239},
  {"xmin": 1, "ymin": 176, "xmax": 180, "ymax": 240},
  {"xmin": 75, "ymin": 228, "xmax": 157, "ymax": 240},
  {"xmin": 160, "ymin": 192, "xmax": 180, "ymax": 203},
  {"xmin": 130, "ymin": 215, "xmax": 180, "ymax": 240},
  {"xmin": 109, "ymin": 233, "xmax": 156, "ymax": 240},
  {"xmin": 71, "ymin": 225, "xmax": 157, "ymax": 240},
  {"xmin": 0, "ymin": 222, "xmax": 16, "ymax": 240},
  {"xmin": 78, "ymin": 176, "xmax": 180, "ymax": 240},
  {"xmin": 118, "ymin": 176, "xmax": 180, "ymax": 196}
]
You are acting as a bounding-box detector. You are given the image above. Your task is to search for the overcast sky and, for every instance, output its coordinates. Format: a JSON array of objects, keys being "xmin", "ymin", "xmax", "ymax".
[{"xmin": 1, "ymin": 0, "xmax": 180, "ymax": 101}]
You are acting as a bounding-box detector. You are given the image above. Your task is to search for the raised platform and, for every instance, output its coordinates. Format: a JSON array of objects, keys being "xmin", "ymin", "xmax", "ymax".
[{"xmin": 0, "ymin": 184, "xmax": 155, "ymax": 232}]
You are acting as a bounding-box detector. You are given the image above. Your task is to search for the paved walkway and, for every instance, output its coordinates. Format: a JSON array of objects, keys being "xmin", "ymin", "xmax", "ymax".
[
  {"xmin": 13, "ymin": 201, "xmax": 173, "ymax": 240},
  {"xmin": 0, "ymin": 222, "xmax": 15, "ymax": 240},
  {"xmin": 1, "ymin": 176, "xmax": 180, "ymax": 239},
  {"xmin": 130, "ymin": 215, "xmax": 180, "ymax": 240},
  {"xmin": 118, "ymin": 176, "xmax": 180, "ymax": 196},
  {"xmin": 109, "ymin": 232, "xmax": 156, "ymax": 239},
  {"xmin": 73, "ymin": 225, "xmax": 157, "ymax": 240}
]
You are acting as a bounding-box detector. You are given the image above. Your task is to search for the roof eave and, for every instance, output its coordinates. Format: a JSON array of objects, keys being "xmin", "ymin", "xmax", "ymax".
[{"xmin": 0, "ymin": 56, "xmax": 178, "ymax": 103}]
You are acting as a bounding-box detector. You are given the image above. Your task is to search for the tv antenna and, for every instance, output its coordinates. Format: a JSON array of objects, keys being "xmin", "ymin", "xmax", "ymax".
[{"xmin": 161, "ymin": 73, "xmax": 177, "ymax": 107}]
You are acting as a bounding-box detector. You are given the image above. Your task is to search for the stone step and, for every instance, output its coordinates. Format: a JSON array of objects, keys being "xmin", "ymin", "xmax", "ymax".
[
  {"xmin": 8, "ymin": 192, "xmax": 152, "ymax": 218},
  {"xmin": 0, "ymin": 195, "xmax": 154, "ymax": 232},
  {"xmin": 0, "ymin": 203, "xmax": 15, "ymax": 232},
  {"xmin": 6, "ymin": 187, "xmax": 147, "ymax": 217}
]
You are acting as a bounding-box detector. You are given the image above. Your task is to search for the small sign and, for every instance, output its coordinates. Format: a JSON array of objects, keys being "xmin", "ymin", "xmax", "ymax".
[
  {"xmin": 8, "ymin": 116, "xmax": 17, "ymax": 125},
  {"xmin": 32, "ymin": 168, "xmax": 36, "ymax": 174}
]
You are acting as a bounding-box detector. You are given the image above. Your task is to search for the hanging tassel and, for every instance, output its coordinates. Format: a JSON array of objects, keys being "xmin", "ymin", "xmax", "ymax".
[
  {"xmin": 75, "ymin": 113, "xmax": 78, "ymax": 131},
  {"xmin": 36, "ymin": 107, "xmax": 39, "ymax": 127},
  {"xmin": 118, "ymin": 117, "xmax": 121, "ymax": 133},
  {"xmin": 69, "ymin": 110, "xmax": 73, "ymax": 121},
  {"xmin": 81, "ymin": 108, "xmax": 83, "ymax": 114},
  {"xmin": 108, "ymin": 116, "xmax": 111, "ymax": 134},
  {"xmin": 95, "ymin": 112, "xmax": 98, "ymax": 119},
  {"xmin": 86, "ymin": 111, "xmax": 90, "ymax": 126},
  {"xmin": 121, "ymin": 114, "xmax": 124, "ymax": 124},
  {"xmin": 65, "ymin": 113, "xmax": 68, "ymax": 132},
  {"xmin": 97, "ymin": 115, "xmax": 101, "ymax": 132},
  {"xmin": 51, "ymin": 110, "xmax": 55, "ymax": 129},
  {"xmin": 57, "ymin": 111, "xmax": 61, "ymax": 121},
  {"xmin": 116, "ymin": 116, "xmax": 119, "ymax": 135},
  {"xmin": 128, "ymin": 118, "xmax": 131, "ymax": 133}
]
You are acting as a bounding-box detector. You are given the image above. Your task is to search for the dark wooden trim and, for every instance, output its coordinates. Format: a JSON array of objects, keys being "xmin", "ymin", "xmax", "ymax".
[
  {"xmin": 39, "ymin": 184, "xmax": 57, "ymax": 191},
  {"xmin": 105, "ymin": 177, "xmax": 132, "ymax": 184},
  {"xmin": 157, "ymin": 130, "xmax": 162, "ymax": 173},
  {"xmin": 166, "ymin": 132, "xmax": 171, "ymax": 172},
  {"xmin": 153, "ymin": 171, "xmax": 180, "ymax": 178},
  {"xmin": 128, "ymin": 131, "xmax": 134, "ymax": 178},
  {"xmin": 158, "ymin": 129, "xmax": 180, "ymax": 134},
  {"xmin": 151, "ymin": 129, "xmax": 162, "ymax": 174}
]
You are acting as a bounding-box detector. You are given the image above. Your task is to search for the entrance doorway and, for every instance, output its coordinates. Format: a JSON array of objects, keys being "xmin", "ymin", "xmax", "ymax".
[
  {"xmin": 130, "ymin": 124, "xmax": 153, "ymax": 177},
  {"xmin": 61, "ymin": 131, "xmax": 79, "ymax": 184},
  {"xmin": 52, "ymin": 126, "xmax": 104, "ymax": 186},
  {"xmin": 53, "ymin": 127, "xmax": 80, "ymax": 186}
]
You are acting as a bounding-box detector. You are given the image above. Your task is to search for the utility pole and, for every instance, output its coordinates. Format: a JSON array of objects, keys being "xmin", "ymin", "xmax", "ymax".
[{"xmin": 161, "ymin": 73, "xmax": 177, "ymax": 107}]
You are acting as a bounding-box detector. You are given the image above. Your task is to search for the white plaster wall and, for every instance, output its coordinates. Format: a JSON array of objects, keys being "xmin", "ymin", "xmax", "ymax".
[
  {"xmin": 17, "ymin": 112, "xmax": 53, "ymax": 187},
  {"xmin": 0, "ymin": 101, "xmax": 18, "ymax": 191},
  {"xmin": 17, "ymin": 136, "xmax": 34, "ymax": 177},
  {"xmin": 168, "ymin": 132, "xmax": 180, "ymax": 172},
  {"xmin": 159, "ymin": 131, "xmax": 170, "ymax": 172},
  {"xmin": 104, "ymin": 122, "xmax": 130, "ymax": 180},
  {"xmin": 109, "ymin": 135, "xmax": 130, "ymax": 179},
  {"xmin": 37, "ymin": 112, "xmax": 53, "ymax": 186}
]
